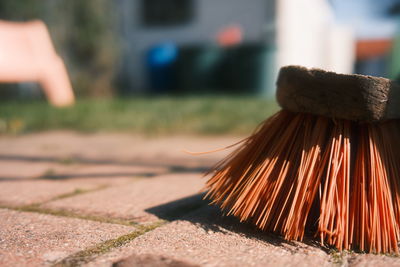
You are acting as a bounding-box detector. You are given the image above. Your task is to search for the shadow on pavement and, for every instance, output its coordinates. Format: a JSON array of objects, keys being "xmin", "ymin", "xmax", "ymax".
[{"xmin": 146, "ymin": 193, "xmax": 330, "ymax": 253}]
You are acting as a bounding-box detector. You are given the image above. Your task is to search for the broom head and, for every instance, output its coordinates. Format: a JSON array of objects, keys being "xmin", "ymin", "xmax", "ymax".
[{"xmin": 205, "ymin": 66, "xmax": 400, "ymax": 253}]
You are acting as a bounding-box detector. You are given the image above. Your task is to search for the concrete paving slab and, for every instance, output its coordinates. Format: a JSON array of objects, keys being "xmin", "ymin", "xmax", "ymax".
[
  {"xmin": 113, "ymin": 253, "xmax": 200, "ymax": 267},
  {"xmin": 86, "ymin": 206, "xmax": 333, "ymax": 267},
  {"xmin": 0, "ymin": 159, "xmax": 168, "ymax": 180},
  {"xmin": 0, "ymin": 161, "xmax": 58, "ymax": 180},
  {"xmin": 89, "ymin": 205, "xmax": 400, "ymax": 267},
  {"xmin": 36, "ymin": 164, "xmax": 168, "ymax": 180},
  {"xmin": 0, "ymin": 131, "xmax": 239, "ymax": 169},
  {"xmin": 0, "ymin": 208, "xmax": 134, "ymax": 266},
  {"xmin": 0, "ymin": 176, "xmax": 133, "ymax": 207},
  {"xmin": 42, "ymin": 173, "xmax": 206, "ymax": 223},
  {"xmin": 0, "ymin": 160, "xmax": 169, "ymax": 206},
  {"xmin": 340, "ymin": 253, "xmax": 400, "ymax": 267}
]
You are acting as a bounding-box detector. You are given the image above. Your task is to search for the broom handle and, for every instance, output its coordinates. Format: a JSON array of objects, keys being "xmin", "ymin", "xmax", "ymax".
[{"xmin": 276, "ymin": 65, "xmax": 400, "ymax": 122}]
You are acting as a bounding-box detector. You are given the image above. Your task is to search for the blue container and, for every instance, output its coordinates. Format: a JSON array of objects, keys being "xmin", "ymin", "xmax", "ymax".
[{"xmin": 147, "ymin": 43, "xmax": 178, "ymax": 93}]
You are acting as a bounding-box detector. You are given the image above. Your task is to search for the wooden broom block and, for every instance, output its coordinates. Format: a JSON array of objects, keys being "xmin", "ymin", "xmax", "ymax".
[{"xmin": 276, "ymin": 65, "xmax": 400, "ymax": 122}]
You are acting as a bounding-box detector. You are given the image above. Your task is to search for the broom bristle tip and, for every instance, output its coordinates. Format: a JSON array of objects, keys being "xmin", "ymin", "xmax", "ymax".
[{"xmin": 205, "ymin": 110, "xmax": 400, "ymax": 254}]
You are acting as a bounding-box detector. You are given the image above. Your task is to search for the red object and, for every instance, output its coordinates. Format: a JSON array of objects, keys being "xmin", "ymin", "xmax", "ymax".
[
  {"xmin": 356, "ymin": 39, "xmax": 393, "ymax": 60},
  {"xmin": 216, "ymin": 25, "xmax": 243, "ymax": 47}
]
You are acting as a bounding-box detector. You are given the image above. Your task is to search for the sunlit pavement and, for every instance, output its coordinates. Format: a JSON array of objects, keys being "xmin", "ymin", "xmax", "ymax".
[{"xmin": 0, "ymin": 132, "xmax": 399, "ymax": 266}]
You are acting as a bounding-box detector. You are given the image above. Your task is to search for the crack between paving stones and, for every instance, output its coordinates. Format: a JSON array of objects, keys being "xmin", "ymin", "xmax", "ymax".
[
  {"xmin": 35, "ymin": 166, "xmax": 167, "ymax": 181},
  {"xmin": 0, "ymin": 204, "xmax": 140, "ymax": 227},
  {"xmin": 328, "ymin": 249, "xmax": 400, "ymax": 266},
  {"xmin": 41, "ymin": 184, "xmax": 110, "ymax": 204},
  {"xmin": 0, "ymin": 190, "xmax": 209, "ymax": 228},
  {"xmin": 0, "ymin": 184, "xmax": 210, "ymax": 230},
  {"xmin": 35, "ymin": 175, "xmax": 157, "ymax": 208},
  {"xmin": 0, "ymin": 183, "xmax": 142, "ymax": 226},
  {"xmin": 0, "ymin": 183, "xmax": 139, "ymax": 226},
  {"xmin": 0, "ymin": 182, "xmax": 211, "ymax": 266},
  {"xmin": 51, "ymin": 220, "xmax": 167, "ymax": 267}
]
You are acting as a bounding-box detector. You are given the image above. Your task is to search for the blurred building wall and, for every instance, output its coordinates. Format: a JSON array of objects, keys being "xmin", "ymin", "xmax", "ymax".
[
  {"xmin": 115, "ymin": 0, "xmax": 275, "ymax": 93},
  {"xmin": 277, "ymin": 0, "xmax": 355, "ymax": 74}
]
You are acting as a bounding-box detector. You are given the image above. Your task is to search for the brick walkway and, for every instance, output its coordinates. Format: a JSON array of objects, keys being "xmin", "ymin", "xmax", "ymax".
[{"xmin": 1, "ymin": 132, "xmax": 399, "ymax": 267}]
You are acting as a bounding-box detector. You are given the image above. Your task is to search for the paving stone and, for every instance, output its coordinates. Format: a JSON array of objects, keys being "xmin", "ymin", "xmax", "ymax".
[
  {"xmin": 341, "ymin": 254, "xmax": 400, "ymax": 267},
  {"xmin": 0, "ymin": 208, "xmax": 134, "ymax": 266},
  {"xmin": 42, "ymin": 173, "xmax": 206, "ymax": 223},
  {"xmin": 36, "ymin": 163, "xmax": 168, "ymax": 180},
  {"xmin": 0, "ymin": 131, "xmax": 239, "ymax": 169},
  {"xmin": 0, "ymin": 161, "xmax": 58, "ymax": 180},
  {"xmin": 0, "ymin": 159, "xmax": 168, "ymax": 180},
  {"xmin": 0, "ymin": 161, "xmax": 168, "ymax": 207},
  {"xmin": 86, "ymin": 206, "xmax": 333, "ymax": 267},
  {"xmin": 113, "ymin": 254, "xmax": 200, "ymax": 267},
  {"xmin": 0, "ymin": 177, "xmax": 132, "ymax": 207},
  {"xmin": 90, "ymin": 206, "xmax": 400, "ymax": 267}
]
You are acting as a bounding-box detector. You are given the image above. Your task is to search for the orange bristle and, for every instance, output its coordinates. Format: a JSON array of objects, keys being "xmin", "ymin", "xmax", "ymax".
[{"xmin": 204, "ymin": 110, "xmax": 400, "ymax": 253}]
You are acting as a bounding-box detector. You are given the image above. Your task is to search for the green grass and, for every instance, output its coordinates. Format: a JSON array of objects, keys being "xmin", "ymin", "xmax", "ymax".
[{"xmin": 0, "ymin": 96, "xmax": 279, "ymax": 135}]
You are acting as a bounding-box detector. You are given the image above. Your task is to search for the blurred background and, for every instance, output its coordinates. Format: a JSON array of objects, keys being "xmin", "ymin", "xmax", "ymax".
[{"xmin": 1, "ymin": 0, "xmax": 400, "ymax": 136}]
